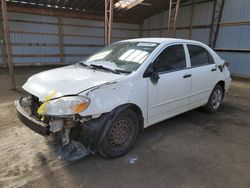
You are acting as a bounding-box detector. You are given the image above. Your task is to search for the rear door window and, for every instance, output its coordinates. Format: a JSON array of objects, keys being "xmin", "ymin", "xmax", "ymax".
[{"xmin": 187, "ymin": 45, "xmax": 214, "ymax": 67}]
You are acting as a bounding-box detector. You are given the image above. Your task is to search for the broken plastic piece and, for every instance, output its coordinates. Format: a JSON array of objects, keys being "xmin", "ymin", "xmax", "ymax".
[
  {"xmin": 125, "ymin": 155, "xmax": 138, "ymax": 165},
  {"xmin": 58, "ymin": 141, "xmax": 90, "ymax": 161}
]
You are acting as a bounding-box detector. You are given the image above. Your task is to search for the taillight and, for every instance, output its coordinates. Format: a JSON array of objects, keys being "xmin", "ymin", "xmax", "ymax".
[{"xmin": 223, "ymin": 61, "xmax": 230, "ymax": 68}]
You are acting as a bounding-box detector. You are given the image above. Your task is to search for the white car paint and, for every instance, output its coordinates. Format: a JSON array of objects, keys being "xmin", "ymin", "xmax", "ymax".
[
  {"xmin": 23, "ymin": 65, "xmax": 125, "ymax": 101},
  {"xmin": 22, "ymin": 38, "xmax": 231, "ymax": 128}
]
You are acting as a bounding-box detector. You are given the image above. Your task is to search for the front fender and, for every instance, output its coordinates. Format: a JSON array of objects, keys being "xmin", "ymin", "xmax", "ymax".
[
  {"xmin": 77, "ymin": 104, "xmax": 136, "ymax": 152},
  {"xmin": 78, "ymin": 79, "xmax": 131, "ymax": 117}
]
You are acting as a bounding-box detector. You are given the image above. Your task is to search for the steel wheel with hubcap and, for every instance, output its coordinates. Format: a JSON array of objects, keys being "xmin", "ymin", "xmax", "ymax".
[{"xmin": 100, "ymin": 109, "xmax": 139, "ymax": 158}]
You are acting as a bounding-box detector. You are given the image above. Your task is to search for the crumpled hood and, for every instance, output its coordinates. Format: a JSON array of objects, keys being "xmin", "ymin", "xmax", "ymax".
[{"xmin": 22, "ymin": 65, "xmax": 125, "ymax": 101}]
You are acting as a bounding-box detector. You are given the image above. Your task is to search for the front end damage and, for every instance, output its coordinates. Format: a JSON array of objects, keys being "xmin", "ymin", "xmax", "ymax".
[{"xmin": 15, "ymin": 95, "xmax": 112, "ymax": 161}]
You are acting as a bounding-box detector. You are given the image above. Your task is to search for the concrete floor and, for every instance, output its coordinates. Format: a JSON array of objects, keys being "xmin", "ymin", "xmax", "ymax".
[{"xmin": 0, "ymin": 66, "xmax": 250, "ymax": 188}]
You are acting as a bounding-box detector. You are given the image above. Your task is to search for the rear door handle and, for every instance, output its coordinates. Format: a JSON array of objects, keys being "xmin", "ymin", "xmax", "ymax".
[
  {"xmin": 211, "ymin": 67, "xmax": 217, "ymax": 72},
  {"xmin": 183, "ymin": 74, "xmax": 192, "ymax": 78}
]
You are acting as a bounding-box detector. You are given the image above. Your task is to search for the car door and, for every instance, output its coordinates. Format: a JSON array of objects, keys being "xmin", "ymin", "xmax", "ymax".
[
  {"xmin": 187, "ymin": 44, "xmax": 221, "ymax": 106},
  {"xmin": 147, "ymin": 44, "xmax": 192, "ymax": 125}
]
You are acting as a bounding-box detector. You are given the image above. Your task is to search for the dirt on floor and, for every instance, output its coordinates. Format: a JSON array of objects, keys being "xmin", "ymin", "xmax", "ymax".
[{"xmin": 0, "ymin": 66, "xmax": 250, "ymax": 188}]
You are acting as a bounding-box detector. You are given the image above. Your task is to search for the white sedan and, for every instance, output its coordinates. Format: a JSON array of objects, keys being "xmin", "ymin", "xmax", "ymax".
[{"xmin": 15, "ymin": 38, "xmax": 231, "ymax": 159}]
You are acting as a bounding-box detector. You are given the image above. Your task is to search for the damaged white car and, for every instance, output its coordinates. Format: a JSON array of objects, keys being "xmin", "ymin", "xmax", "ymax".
[{"xmin": 15, "ymin": 38, "xmax": 231, "ymax": 159}]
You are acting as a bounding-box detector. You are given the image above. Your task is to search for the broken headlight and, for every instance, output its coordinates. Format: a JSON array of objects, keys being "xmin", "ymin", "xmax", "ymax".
[{"xmin": 38, "ymin": 96, "xmax": 90, "ymax": 116}]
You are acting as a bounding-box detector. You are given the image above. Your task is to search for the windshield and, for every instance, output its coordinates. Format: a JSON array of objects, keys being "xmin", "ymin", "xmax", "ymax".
[{"xmin": 80, "ymin": 41, "xmax": 159, "ymax": 72}]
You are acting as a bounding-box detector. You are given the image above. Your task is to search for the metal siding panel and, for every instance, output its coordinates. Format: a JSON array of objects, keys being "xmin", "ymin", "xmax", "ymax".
[
  {"xmin": 63, "ymin": 17, "xmax": 104, "ymax": 27},
  {"xmin": 150, "ymin": 13, "xmax": 162, "ymax": 29},
  {"xmin": 14, "ymin": 57, "xmax": 60, "ymax": 64},
  {"xmin": 162, "ymin": 11, "xmax": 169, "ymax": 28},
  {"xmin": 217, "ymin": 52, "xmax": 250, "ymax": 76},
  {"xmin": 63, "ymin": 25, "xmax": 103, "ymax": 36},
  {"xmin": 191, "ymin": 28, "xmax": 210, "ymax": 44},
  {"xmin": 63, "ymin": 18, "xmax": 139, "ymax": 30},
  {"xmin": 149, "ymin": 30, "xmax": 161, "ymax": 37},
  {"xmin": 9, "ymin": 12, "xmax": 60, "ymax": 65},
  {"xmin": 217, "ymin": 25, "xmax": 250, "ymax": 49},
  {"xmin": 11, "ymin": 33, "xmax": 59, "ymax": 43},
  {"xmin": 9, "ymin": 12, "xmax": 58, "ymax": 23},
  {"xmin": 6, "ymin": 12, "xmax": 140, "ymax": 66},
  {"xmin": 161, "ymin": 30, "xmax": 168, "ymax": 37},
  {"xmin": 64, "ymin": 47, "xmax": 101, "ymax": 55},
  {"xmin": 176, "ymin": 29, "xmax": 189, "ymax": 39},
  {"xmin": 112, "ymin": 30, "xmax": 138, "ymax": 38},
  {"xmin": 143, "ymin": 18, "xmax": 150, "ymax": 29},
  {"xmin": 222, "ymin": 0, "xmax": 250, "ymax": 22},
  {"xmin": 193, "ymin": 1, "xmax": 213, "ymax": 25},
  {"xmin": 9, "ymin": 22, "xmax": 58, "ymax": 33},
  {"xmin": 177, "ymin": 6, "xmax": 192, "ymax": 27},
  {"xmin": 64, "ymin": 56, "xmax": 86, "ymax": 63},
  {"xmin": 64, "ymin": 36, "xmax": 104, "ymax": 45},
  {"xmin": 216, "ymin": 0, "xmax": 250, "ymax": 76},
  {"xmin": 12, "ymin": 46, "xmax": 59, "ymax": 55},
  {"xmin": 113, "ymin": 23, "xmax": 139, "ymax": 30}
]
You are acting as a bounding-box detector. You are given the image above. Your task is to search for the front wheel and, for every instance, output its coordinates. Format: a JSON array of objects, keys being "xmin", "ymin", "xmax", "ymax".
[
  {"xmin": 203, "ymin": 84, "xmax": 224, "ymax": 113},
  {"xmin": 100, "ymin": 109, "xmax": 139, "ymax": 158}
]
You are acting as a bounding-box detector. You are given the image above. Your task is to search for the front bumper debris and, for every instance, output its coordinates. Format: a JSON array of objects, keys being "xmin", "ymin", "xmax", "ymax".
[
  {"xmin": 15, "ymin": 100, "xmax": 50, "ymax": 136},
  {"xmin": 14, "ymin": 96, "xmax": 122, "ymax": 161},
  {"xmin": 58, "ymin": 140, "xmax": 90, "ymax": 161}
]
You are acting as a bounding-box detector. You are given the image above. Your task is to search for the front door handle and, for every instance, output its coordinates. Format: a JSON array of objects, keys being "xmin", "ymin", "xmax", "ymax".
[{"xmin": 183, "ymin": 74, "xmax": 192, "ymax": 78}]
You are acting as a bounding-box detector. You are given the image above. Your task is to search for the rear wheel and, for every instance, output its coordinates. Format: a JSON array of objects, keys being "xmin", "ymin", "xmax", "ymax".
[
  {"xmin": 203, "ymin": 84, "xmax": 224, "ymax": 113},
  {"xmin": 100, "ymin": 109, "xmax": 139, "ymax": 158}
]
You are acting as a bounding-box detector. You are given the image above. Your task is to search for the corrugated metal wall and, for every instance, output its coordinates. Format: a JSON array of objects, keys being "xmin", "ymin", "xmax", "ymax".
[
  {"xmin": 142, "ymin": 0, "xmax": 250, "ymax": 76},
  {"xmin": 0, "ymin": 12, "xmax": 139, "ymax": 66},
  {"xmin": 217, "ymin": 0, "xmax": 250, "ymax": 76}
]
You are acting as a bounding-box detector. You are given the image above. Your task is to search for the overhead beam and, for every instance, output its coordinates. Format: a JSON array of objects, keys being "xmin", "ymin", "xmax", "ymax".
[
  {"xmin": 1, "ymin": 0, "xmax": 16, "ymax": 89},
  {"xmin": 105, "ymin": 0, "xmax": 114, "ymax": 46}
]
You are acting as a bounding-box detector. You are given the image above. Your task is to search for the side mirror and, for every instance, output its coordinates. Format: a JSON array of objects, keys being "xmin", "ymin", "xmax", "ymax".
[{"xmin": 143, "ymin": 64, "xmax": 160, "ymax": 84}]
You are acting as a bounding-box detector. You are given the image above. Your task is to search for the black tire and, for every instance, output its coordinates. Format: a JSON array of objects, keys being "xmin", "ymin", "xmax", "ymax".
[
  {"xmin": 203, "ymin": 84, "xmax": 224, "ymax": 113},
  {"xmin": 100, "ymin": 109, "xmax": 139, "ymax": 158}
]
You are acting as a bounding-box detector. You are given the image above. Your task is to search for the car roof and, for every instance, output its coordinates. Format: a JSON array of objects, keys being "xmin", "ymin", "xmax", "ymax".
[{"xmin": 119, "ymin": 37, "xmax": 203, "ymax": 45}]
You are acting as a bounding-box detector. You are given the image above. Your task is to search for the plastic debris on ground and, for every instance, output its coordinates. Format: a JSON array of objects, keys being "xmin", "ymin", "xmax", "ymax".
[
  {"xmin": 125, "ymin": 155, "xmax": 138, "ymax": 165},
  {"xmin": 58, "ymin": 141, "xmax": 90, "ymax": 161}
]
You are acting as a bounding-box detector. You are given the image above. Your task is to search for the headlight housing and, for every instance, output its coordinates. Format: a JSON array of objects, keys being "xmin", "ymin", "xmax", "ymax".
[{"xmin": 38, "ymin": 96, "xmax": 90, "ymax": 116}]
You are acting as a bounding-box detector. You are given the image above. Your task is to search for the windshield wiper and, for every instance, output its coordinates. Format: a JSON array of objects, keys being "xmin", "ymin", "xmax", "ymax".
[
  {"xmin": 115, "ymin": 69, "xmax": 132, "ymax": 74},
  {"xmin": 79, "ymin": 62, "xmax": 92, "ymax": 68},
  {"xmin": 90, "ymin": 64, "xmax": 120, "ymax": 74},
  {"xmin": 80, "ymin": 62, "xmax": 131, "ymax": 74}
]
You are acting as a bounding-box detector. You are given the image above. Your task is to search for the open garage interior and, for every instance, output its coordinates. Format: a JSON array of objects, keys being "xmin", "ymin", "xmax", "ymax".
[{"xmin": 0, "ymin": 0, "xmax": 250, "ymax": 187}]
